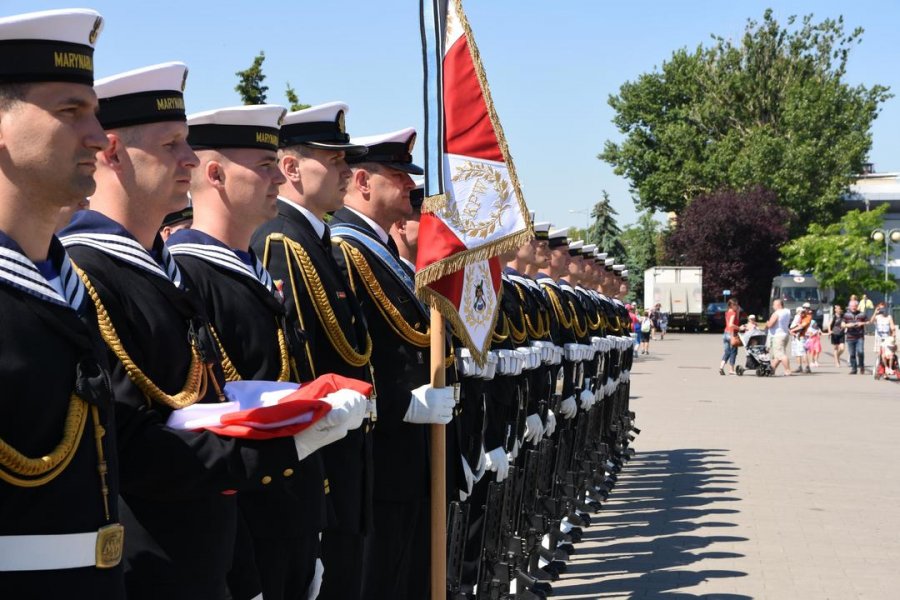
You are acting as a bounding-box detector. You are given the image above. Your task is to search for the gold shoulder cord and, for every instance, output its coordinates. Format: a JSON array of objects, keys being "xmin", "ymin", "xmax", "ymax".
[
  {"xmin": 76, "ymin": 266, "xmax": 208, "ymax": 409},
  {"xmin": 282, "ymin": 237, "xmax": 372, "ymax": 367},
  {"xmin": 492, "ymin": 313, "xmax": 510, "ymax": 343},
  {"xmin": 208, "ymin": 324, "xmax": 291, "ymax": 383},
  {"xmin": 586, "ymin": 307, "xmax": 603, "ymax": 331},
  {"xmin": 264, "ymin": 235, "xmax": 316, "ymax": 380},
  {"xmin": 545, "ymin": 286, "xmax": 574, "ymax": 329},
  {"xmin": 338, "ymin": 242, "xmax": 429, "ymax": 348},
  {"xmin": 507, "ymin": 307, "xmax": 527, "ymax": 344},
  {"xmin": 0, "ymin": 395, "xmax": 88, "ymax": 487},
  {"xmin": 569, "ymin": 300, "xmax": 588, "ymax": 338}
]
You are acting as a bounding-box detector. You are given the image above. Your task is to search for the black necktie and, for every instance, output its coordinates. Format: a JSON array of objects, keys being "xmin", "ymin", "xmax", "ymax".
[
  {"xmin": 386, "ymin": 235, "xmax": 400, "ymax": 258},
  {"xmin": 321, "ymin": 224, "xmax": 331, "ymax": 249}
]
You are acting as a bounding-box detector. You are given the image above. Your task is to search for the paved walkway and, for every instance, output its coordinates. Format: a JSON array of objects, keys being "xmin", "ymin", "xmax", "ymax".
[{"xmin": 556, "ymin": 333, "xmax": 900, "ymax": 599}]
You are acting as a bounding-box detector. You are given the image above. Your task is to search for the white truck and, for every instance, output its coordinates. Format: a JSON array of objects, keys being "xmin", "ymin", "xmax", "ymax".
[{"xmin": 644, "ymin": 266, "xmax": 704, "ymax": 332}]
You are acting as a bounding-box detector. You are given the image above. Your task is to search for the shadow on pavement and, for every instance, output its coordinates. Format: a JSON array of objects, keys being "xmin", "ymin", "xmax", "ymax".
[{"xmin": 556, "ymin": 448, "xmax": 750, "ymax": 599}]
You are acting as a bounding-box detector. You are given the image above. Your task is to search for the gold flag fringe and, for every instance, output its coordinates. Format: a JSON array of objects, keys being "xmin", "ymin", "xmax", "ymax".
[
  {"xmin": 419, "ymin": 284, "xmax": 501, "ymax": 367},
  {"xmin": 422, "ymin": 193, "xmax": 450, "ymax": 214},
  {"xmin": 415, "ymin": 227, "xmax": 531, "ymax": 291}
]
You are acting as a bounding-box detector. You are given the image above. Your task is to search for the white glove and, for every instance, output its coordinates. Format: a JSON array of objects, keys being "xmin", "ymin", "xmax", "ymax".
[
  {"xmin": 307, "ymin": 556, "xmax": 324, "ymax": 600},
  {"xmin": 294, "ymin": 388, "xmax": 370, "ymax": 460},
  {"xmin": 559, "ymin": 395, "xmax": 577, "ymax": 420},
  {"xmin": 544, "ymin": 410, "xmax": 557, "ymax": 437},
  {"xmin": 404, "ymin": 384, "xmax": 455, "ymax": 424},
  {"xmin": 579, "ymin": 388, "xmax": 594, "ymax": 411},
  {"xmin": 459, "ymin": 455, "xmax": 477, "ymax": 501},
  {"xmin": 320, "ymin": 388, "xmax": 368, "ymax": 431},
  {"xmin": 509, "ymin": 438, "xmax": 521, "ymax": 460},
  {"xmin": 484, "ymin": 446, "xmax": 509, "ymax": 482},
  {"xmin": 524, "ymin": 413, "xmax": 544, "ymax": 444},
  {"xmin": 594, "ymin": 387, "xmax": 603, "ymax": 405},
  {"xmin": 293, "ymin": 419, "xmax": 349, "ymax": 462}
]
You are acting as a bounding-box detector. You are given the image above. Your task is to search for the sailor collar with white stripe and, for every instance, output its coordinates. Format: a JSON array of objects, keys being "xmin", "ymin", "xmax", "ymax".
[
  {"xmin": 559, "ymin": 279, "xmax": 576, "ymax": 293},
  {"xmin": 344, "ymin": 206, "xmax": 389, "ymax": 244},
  {"xmin": 535, "ymin": 272, "xmax": 559, "ymax": 288},
  {"xmin": 279, "ymin": 196, "xmax": 326, "ymax": 239},
  {"xmin": 0, "ymin": 230, "xmax": 86, "ymax": 312},
  {"xmin": 167, "ymin": 228, "xmax": 273, "ymax": 293},
  {"xmin": 59, "ymin": 210, "xmax": 183, "ymax": 288}
]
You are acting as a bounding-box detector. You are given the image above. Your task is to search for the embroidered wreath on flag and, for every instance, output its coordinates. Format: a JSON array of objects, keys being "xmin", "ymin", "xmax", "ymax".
[{"xmin": 443, "ymin": 161, "xmax": 512, "ymax": 239}]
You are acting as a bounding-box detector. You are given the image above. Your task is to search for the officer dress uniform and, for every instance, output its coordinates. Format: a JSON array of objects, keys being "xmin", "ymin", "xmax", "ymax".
[
  {"xmin": 330, "ymin": 201, "xmax": 435, "ymax": 599},
  {"xmin": 168, "ymin": 104, "xmax": 328, "ymax": 600},
  {"xmin": 60, "ymin": 64, "xmax": 300, "ymax": 600},
  {"xmin": 0, "ymin": 10, "xmax": 125, "ymax": 598},
  {"xmin": 251, "ymin": 103, "xmax": 374, "ymax": 600}
]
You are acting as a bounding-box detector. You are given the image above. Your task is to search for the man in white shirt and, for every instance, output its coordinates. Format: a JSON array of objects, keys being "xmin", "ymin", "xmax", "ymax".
[{"xmin": 766, "ymin": 299, "xmax": 793, "ymax": 376}]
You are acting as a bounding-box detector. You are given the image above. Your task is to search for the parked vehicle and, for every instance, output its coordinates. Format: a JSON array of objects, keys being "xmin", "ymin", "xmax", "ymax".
[
  {"xmin": 770, "ymin": 272, "xmax": 831, "ymax": 326},
  {"xmin": 706, "ymin": 302, "xmax": 727, "ymax": 332},
  {"xmin": 644, "ymin": 266, "xmax": 703, "ymax": 332}
]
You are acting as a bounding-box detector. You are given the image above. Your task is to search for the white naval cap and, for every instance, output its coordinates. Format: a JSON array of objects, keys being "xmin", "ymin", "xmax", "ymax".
[
  {"xmin": 596, "ymin": 251, "xmax": 608, "ymax": 260},
  {"xmin": 278, "ymin": 101, "xmax": 367, "ymax": 156},
  {"xmin": 548, "ymin": 227, "xmax": 569, "ymax": 248},
  {"xmin": 187, "ymin": 104, "xmax": 286, "ymax": 151},
  {"xmin": 621, "ymin": 270, "xmax": 629, "ymax": 279},
  {"xmin": 581, "ymin": 243, "xmax": 597, "ymax": 255},
  {"xmin": 95, "ymin": 62, "xmax": 188, "ymax": 129},
  {"xmin": 567, "ymin": 240, "xmax": 584, "ymax": 255},
  {"xmin": 613, "ymin": 264, "xmax": 626, "ymax": 272},
  {"xmin": 346, "ymin": 127, "xmax": 423, "ymax": 174},
  {"xmin": 533, "ymin": 221, "xmax": 551, "ymax": 240},
  {"xmin": 0, "ymin": 9, "xmax": 103, "ymax": 85}
]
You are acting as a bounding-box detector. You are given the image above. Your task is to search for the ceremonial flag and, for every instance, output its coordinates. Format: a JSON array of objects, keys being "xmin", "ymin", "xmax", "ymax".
[{"xmin": 417, "ymin": 0, "xmax": 533, "ymax": 363}]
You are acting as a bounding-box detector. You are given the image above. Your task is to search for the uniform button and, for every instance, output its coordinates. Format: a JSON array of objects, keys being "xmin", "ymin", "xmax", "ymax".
[
  {"xmin": 283, "ymin": 468, "xmax": 294, "ymax": 478},
  {"xmin": 415, "ymin": 322, "xmax": 421, "ymax": 329},
  {"xmin": 261, "ymin": 475, "xmax": 273, "ymax": 485}
]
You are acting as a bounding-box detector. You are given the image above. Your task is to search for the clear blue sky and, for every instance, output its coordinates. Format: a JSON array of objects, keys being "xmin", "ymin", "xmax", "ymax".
[{"xmin": 10, "ymin": 1, "xmax": 900, "ymax": 228}]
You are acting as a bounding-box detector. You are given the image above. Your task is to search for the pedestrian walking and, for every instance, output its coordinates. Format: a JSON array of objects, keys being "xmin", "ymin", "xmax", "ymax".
[
  {"xmin": 789, "ymin": 303, "xmax": 813, "ymax": 374},
  {"xmin": 639, "ymin": 309, "xmax": 652, "ymax": 354},
  {"xmin": 718, "ymin": 298, "xmax": 740, "ymax": 375},
  {"xmin": 765, "ymin": 298, "xmax": 793, "ymax": 376},
  {"xmin": 659, "ymin": 308, "xmax": 669, "ymax": 340},
  {"xmin": 843, "ymin": 299, "xmax": 868, "ymax": 374},
  {"xmin": 806, "ymin": 319, "xmax": 822, "ymax": 367},
  {"xmin": 825, "ymin": 305, "xmax": 845, "ymax": 367}
]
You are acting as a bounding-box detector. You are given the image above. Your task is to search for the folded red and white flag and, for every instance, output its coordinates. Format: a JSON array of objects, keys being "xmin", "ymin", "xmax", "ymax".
[{"xmin": 166, "ymin": 375, "xmax": 373, "ymax": 439}]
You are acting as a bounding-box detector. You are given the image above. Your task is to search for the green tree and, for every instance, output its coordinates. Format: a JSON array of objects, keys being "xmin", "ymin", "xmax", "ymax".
[
  {"xmin": 585, "ymin": 190, "xmax": 625, "ymax": 258},
  {"xmin": 600, "ymin": 10, "xmax": 891, "ymax": 234},
  {"xmin": 780, "ymin": 204, "xmax": 895, "ymax": 300},
  {"xmin": 285, "ymin": 82, "xmax": 311, "ymax": 111},
  {"xmin": 619, "ymin": 211, "xmax": 661, "ymax": 302},
  {"xmin": 235, "ymin": 51, "xmax": 268, "ymax": 105}
]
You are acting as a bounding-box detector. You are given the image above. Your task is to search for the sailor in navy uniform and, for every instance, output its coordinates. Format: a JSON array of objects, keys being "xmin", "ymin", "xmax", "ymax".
[
  {"xmin": 251, "ymin": 102, "xmax": 374, "ymax": 600},
  {"xmin": 60, "ymin": 65, "xmax": 355, "ymax": 600},
  {"xmin": 168, "ymin": 104, "xmax": 329, "ymax": 600},
  {"xmin": 0, "ymin": 11, "xmax": 126, "ymax": 598},
  {"xmin": 330, "ymin": 127, "xmax": 457, "ymax": 599}
]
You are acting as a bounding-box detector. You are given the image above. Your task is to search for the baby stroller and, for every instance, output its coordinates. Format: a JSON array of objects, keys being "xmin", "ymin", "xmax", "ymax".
[
  {"xmin": 874, "ymin": 336, "xmax": 899, "ymax": 381},
  {"xmin": 736, "ymin": 331, "xmax": 773, "ymax": 377}
]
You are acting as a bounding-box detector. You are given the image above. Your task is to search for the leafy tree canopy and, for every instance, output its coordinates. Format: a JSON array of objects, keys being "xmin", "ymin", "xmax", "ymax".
[
  {"xmin": 601, "ymin": 10, "xmax": 891, "ymax": 234},
  {"xmin": 780, "ymin": 203, "xmax": 894, "ymax": 299},
  {"xmin": 619, "ymin": 211, "xmax": 662, "ymax": 303},
  {"xmin": 666, "ymin": 186, "xmax": 791, "ymax": 314}
]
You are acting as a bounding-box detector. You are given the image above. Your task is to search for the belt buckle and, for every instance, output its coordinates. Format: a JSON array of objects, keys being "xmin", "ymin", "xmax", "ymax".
[{"xmin": 95, "ymin": 523, "xmax": 124, "ymax": 569}]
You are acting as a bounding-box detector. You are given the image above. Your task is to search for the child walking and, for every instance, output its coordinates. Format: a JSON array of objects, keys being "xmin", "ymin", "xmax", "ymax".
[{"xmin": 806, "ymin": 319, "xmax": 823, "ymax": 367}]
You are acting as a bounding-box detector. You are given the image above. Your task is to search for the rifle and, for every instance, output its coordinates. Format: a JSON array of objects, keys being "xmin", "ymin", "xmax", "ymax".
[{"xmin": 447, "ymin": 501, "xmax": 470, "ymax": 597}]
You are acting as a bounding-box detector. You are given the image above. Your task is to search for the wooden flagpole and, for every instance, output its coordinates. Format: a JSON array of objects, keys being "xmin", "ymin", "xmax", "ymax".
[{"xmin": 429, "ymin": 308, "xmax": 447, "ymax": 599}]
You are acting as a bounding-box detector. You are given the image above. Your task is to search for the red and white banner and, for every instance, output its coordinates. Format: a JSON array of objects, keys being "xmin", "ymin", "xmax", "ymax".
[{"xmin": 417, "ymin": 0, "xmax": 532, "ymax": 361}]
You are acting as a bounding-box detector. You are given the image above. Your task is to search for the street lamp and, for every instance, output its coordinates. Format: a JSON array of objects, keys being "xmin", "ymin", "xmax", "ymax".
[
  {"xmin": 568, "ymin": 208, "xmax": 589, "ymax": 231},
  {"xmin": 871, "ymin": 228, "xmax": 900, "ymax": 311}
]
